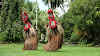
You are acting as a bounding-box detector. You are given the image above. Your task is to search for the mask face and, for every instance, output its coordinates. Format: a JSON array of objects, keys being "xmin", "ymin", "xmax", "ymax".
[
  {"xmin": 48, "ymin": 13, "xmax": 53, "ymax": 16},
  {"xmin": 48, "ymin": 13, "xmax": 54, "ymax": 19}
]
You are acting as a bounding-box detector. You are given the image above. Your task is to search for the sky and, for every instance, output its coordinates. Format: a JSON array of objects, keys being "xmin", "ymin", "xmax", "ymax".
[
  {"xmin": 29, "ymin": 0, "xmax": 48, "ymax": 10},
  {"xmin": 29, "ymin": 0, "xmax": 70, "ymax": 17}
]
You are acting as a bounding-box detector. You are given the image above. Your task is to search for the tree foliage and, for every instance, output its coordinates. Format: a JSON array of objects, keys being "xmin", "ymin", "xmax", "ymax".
[
  {"xmin": 62, "ymin": 0, "xmax": 100, "ymax": 45},
  {"xmin": 43, "ymin": 0, "xmax": 64, "ymax": 9},
  {"xmin": 0, "ymin": 0, "xmax": 24, "ymax": 42}
]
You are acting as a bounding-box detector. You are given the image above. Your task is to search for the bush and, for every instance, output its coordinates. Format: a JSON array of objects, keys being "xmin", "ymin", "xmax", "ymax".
[
  {"xmin": 70, "ymin": 32, "xmax": 80, "ymax": 42},
  {"xmin": 0, "ymin": 31, "xmax": 8, "ymax": 41}
]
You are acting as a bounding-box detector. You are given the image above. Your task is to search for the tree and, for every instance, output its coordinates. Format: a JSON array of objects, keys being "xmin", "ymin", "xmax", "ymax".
[
  {"xmin": 62, "ymin": 0, "xmax": 100, "ymax": 45},
  {"xmin": 0, "ymin": 0, "xmax": 24, "ymax": 42},
  {"xmin": 43, "ymin": 0, "xmax": 64, "ymax": 9}
]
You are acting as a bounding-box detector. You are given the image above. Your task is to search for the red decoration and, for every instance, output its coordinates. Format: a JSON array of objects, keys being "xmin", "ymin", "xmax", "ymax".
[
  {"xmin": 24, "ymin": 22, "xmax": 31, "ymax": 31},
  {"xmin": 48, "ymin": 9, "xmax": 57, "ymax": 29},
  {"xmin": 48, "ymin": 9, "xmax": 53, "ymax": 14},
  {"xmin": 48, "ymin": 15, "xmax": 55, "ymax": 21},
  {"xmin": 49, "ymin": 20, "xmax": 57, "ymax": 29}
]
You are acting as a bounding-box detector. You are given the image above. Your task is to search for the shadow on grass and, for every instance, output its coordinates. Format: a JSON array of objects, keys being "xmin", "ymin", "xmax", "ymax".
[{"xmin": 25, "ymin": 49, "xmax": 68, "ymax": 53}]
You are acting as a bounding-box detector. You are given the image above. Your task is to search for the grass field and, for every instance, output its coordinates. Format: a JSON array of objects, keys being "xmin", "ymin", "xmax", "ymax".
[{"xmin": 0, "ymin": 43, "xmax": 100, "ymax": 56}]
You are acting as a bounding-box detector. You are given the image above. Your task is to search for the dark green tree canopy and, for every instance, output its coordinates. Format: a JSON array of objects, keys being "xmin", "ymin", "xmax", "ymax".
[{"xmin": 43, "ymin": 0, "xmax": 64, "ymax": 8}]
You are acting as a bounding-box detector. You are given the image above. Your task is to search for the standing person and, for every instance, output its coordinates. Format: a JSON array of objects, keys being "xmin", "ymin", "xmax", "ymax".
[
  {"xmin": 43, "ymin": 9, "xmax": 64, "ymax": 51},
  {"xmin": 21, "ymin": 9, "xmax": 38, "ymax": 50}
]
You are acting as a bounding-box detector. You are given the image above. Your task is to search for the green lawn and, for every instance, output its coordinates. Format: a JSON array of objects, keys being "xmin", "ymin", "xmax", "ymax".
[{"xmin": 0, "ymin": 43, "xmax": 100, "ymax": 56}]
